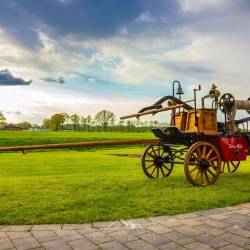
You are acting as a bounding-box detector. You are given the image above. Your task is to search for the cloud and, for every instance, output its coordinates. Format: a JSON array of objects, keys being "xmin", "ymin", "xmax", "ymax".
[
  {"xmin": 135, "ymin": 12, "xmax": 155, "ymax": 23},
  {"xmin": 0, "ymin": 0, "xmax": 143, "ymax": 49},
  {"xmin": 6, "ymin": 111, "xmax": 22, "ymax": 115},
  {"xmin": 179, "ymin": 0, "xmax": 227, "ymax": 12},
  {"xmin": 0, "ymin": 0, "xmax": 250, "ymax": 124},
  {"xmin": 41, "ymin": 77, "xmax": 65, "ymax": 84},
  {"xmin": 88, "ymin": 78, "xmax": 96, "ymax": 84},
  {"xmin": 0, "ymin": 69, "xmax": 32, "ymax": 86},
  {"xmin": 0, "ymin": 84, "xmax": 152, "ymax": 124}
]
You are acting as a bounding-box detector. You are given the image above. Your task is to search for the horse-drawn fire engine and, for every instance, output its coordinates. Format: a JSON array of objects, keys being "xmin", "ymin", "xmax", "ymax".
[{"xmin": 121, "ymin": 82, "xmax": 250, "ymax": 186}]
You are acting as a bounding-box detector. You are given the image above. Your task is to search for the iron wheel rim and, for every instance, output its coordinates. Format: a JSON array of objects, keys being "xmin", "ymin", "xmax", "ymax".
[
  {"xmin": 141, "ymin": 144, "xmax": 174, "ymax": 178},
  {"xmin": 184, "ymin": 141, "xmax": 221, "ymax": 186}
]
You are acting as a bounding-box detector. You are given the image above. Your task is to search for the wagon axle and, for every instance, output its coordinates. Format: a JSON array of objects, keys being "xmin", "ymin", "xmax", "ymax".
[{"xmin": 199, "ymin": 159, "xmax": 210, "ymax": 170}]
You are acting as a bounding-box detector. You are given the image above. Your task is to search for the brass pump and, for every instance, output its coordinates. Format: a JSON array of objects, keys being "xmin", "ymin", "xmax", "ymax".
[{"xmin": 201, "ymin": 84, "xmax": 221, "ymax": 108}]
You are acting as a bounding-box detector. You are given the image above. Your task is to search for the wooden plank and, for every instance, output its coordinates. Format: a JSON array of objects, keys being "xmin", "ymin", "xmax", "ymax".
[{"xmin": 0, "ymin": 139, "xmax": 160, "ymax": 152}]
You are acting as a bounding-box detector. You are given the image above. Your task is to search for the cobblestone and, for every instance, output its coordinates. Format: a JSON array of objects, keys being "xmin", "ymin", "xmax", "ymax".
[
  {"xmin": 163, "ymin": 231, "xmax": 195, "ymax": 245},
  {"xmin": 0, "ymin": 202, "xmax": 249, "ymax": 250},
  {"xmin": 218, "ymin": 232, "xmax": 250, "ymax": 247},
  {"xmin": 0, "ymin": 238, "xmax": 13, "ymax": 250}
]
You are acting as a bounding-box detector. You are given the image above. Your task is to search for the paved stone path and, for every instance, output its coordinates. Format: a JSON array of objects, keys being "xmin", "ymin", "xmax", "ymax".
[{"xmin": 0, "ymin": 203, "xmax": 249, "ymax": 250}]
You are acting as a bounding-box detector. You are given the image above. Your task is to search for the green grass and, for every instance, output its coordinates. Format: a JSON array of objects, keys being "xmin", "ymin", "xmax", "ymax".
[
  {"xmin": 0, "ymin": 131, "xmax": 249, "ymax": 224},
  {"xmin": 0, "ymin": 131, "xmax": 153, "ymax": 147}
]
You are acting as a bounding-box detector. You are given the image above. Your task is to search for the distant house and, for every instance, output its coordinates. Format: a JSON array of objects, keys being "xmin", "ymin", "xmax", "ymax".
[{"xmin": 2, "ymin": 124, "xmax": 25, "ymax": 131}]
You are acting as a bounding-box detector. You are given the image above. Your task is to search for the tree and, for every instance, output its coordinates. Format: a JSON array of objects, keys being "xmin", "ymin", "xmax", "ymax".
[
  {"xmin": 45, "ymin": 113, "xmax": 66, "ymax": 131},
  {"xmin": 95, "ymin": 110, "xmax": 115, "ymax": 132},
  {"xmin": 0, "ymin": 112, "xmax": 6, "ymax": 123},
  {"xmin": 59, "ymin": 113, "xmax": 67, "ymax": 131},
  {"xmin": 15, "ymin": 122, "xmax": 32, "ymax": 130},
  {"xmin": 42, "ymin": 119, "xmax": 51, "ymax": 129},
  {"xmin": 0, "ymin": 112, "xmax": 6, "ymax": 129},
  {"xmin": 70, "ymin": 114, "xmax": 80, "ymax": 131},
  {"xmin": 80, "ymin": 116, "xmax": 87, "ymax": 131},
  {"xmin": 65, "ymin": 113, "xmax": 70, "ymax": 131},
  {"xmin": 86, "ymin": 115, "xmax": 92, "ymax": 132}
]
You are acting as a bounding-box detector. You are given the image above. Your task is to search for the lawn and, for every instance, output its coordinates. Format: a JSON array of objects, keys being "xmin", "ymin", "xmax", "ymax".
[
  {"xmin": 0, "ymin": 131, "xmax": 153, "ymax": 147},
  {"xmin": 0, "ymin": 131, "xmax": 249, "ymax": 224}
]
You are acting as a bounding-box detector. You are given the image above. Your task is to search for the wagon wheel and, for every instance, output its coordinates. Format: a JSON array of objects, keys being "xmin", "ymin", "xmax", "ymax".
[
  {"xmin": 221, "ymin": 161, "xmax": 240, "ymax": 173},
  {"xmin": 142, "ymin": 144, "xmax": 174, "ymax": 178},
  {"xmin": 184, "ymin": 141, "xmax": 221, "ymax": 186},
  {"xmin": 219, "ymin": 93, "xmax": 235, "ymax": 114}
]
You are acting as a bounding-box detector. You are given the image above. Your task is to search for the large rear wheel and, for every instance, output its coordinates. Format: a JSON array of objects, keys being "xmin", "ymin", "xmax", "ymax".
[
  {"xmin": 142, "ymin": 144, "xmax": 174, "ymax": 178},
  {"xmin": 184, "ymin": 141, "xmax": 221, "ymax": 186}
]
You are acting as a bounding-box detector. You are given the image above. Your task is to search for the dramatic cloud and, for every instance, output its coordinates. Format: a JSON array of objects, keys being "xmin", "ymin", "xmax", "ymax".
[
  {"xmin": 0, "ymin": 0, "xmax": 250, "ymax": 123},
  {"xmin": 0, "ymin": 69, "xmax": 31, "ymax": 86}
]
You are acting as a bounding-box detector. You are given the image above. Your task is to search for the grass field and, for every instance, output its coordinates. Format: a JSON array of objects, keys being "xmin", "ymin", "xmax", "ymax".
[
  {"xmin": 0, "ymin": 131, "xmax": 249, "ymax": 224},
  {"xmin": 0, "ymin": 131, "xmax": 153, "ymax": 147}
]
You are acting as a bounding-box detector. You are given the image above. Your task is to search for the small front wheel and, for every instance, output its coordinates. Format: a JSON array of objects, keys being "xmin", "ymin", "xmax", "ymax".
[
  {"xmin": 184, "ymin": 141, "xmax": 221, "ymax": 186},
  {"xmin": 141, "ymin": 144, "xmax": 174, "ymax": 178}
]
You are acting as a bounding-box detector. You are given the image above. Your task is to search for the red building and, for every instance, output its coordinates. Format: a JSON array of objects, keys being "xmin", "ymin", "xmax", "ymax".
[{"xmin": 2, "ymin": 124, "xmax": 25, "ymax": 131}]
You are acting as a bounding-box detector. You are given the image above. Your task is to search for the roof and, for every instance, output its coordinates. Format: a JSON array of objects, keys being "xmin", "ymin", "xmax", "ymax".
[{"xmin": 2, "ymin": 124, "xmax": 25, "ymax": 131}]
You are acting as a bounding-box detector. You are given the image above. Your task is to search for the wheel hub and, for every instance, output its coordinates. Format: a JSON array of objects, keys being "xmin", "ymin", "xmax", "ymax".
[
  {"xmin": 200, "ymin": 159, "xmax": 210, "ymax": 170},
  {"xmin": 154, "ymin": 157, "xmax": 164, "ymax": 167}
]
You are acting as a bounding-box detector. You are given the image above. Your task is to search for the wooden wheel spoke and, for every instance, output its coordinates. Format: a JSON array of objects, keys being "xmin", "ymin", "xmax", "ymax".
[
  {"xmin": 144, "ymin": 159, "xmax": 154, "ymax": 162},
  {"xmin": 208, "ymin": 156, "xmax": 218, "ymax": 162},
  {"xmin": 206, "ymin": 168, "xmax": 216, "ymax": 177},
  {"xmin": 160, "ymin": 166, "xmax": 165, "ymax": 176},
  {"xmin": 190, "ymin": 153, "xmax": 199, "ymax": 164},
  {"xmin": 146, "ymin": 152, "xmax": 155, "ymax": 159},
  {"xmin": 151, "ymin": 149, "xmax": 158, "ymax": 156},
  {"xmin": 150, "ymin": 166, "xmax": 157, "ymax": 176},
  {"xmin": 192, "ymin": 153, "xmax": 199, "ymax": 162},
  {"xmin": 204, "ymin": 170, "xmax": 210, "ymax": 183},
  {"xmin": 221, "ymin": 161, "xmax": 240, "ymax": 173},
  {"xmin": 146, "ymin": 163, "xmax": 154, "ymax": 169},
  {"xmin": 196, "ymin": 147, "xmax": 202, "ymax": 159},
  {"xmin": 206, "ymin": 148, "xmax": 214, "ymax": 160},
  {"xmin": 230, "ymin": 161, "xmax": 237, "ymax": 168},
  {"xmin": 200, "ymin": 171, "xmax": 204, "ymax": 184},
  {"xmin": 202, "ymin": 145, "xmax": 207, "ymax": 159},
  {"xmin": 160, "ymin": 148, "xmax": 166, "ymax": 157},
  {"xmin": 194, "ymin": 170, "xmax": 201, "ymax": 181},
  {"xmin": 189, "ymin": 165, "xmax": 199, "ymax": 173},
  {"xmin": 222, "ymin": 161, "xmax": 226, "ymax": 172},
  {"xmin": 162, "ymin": 164, "xmax": 170, "ymax": 171},
  {"xmin": 156, "ymin": 167, "xmax": 159, "ymax": 178},
  {"xmin": 157, "ymin": 147, "xmax": 162, "ymax": 156},
  {"xmin": 210, "ymin": 163, "xmax": 218, "ymax": 169},
  {"xmin": 189, "ymin": 162, "xmax": 199, "ymax": 166}
]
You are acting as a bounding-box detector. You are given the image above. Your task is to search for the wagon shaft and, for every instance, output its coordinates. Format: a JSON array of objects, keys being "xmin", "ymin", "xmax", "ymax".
[{"xmin": 0, "ymin": 139, "xmax": 160, "ymax": 152}]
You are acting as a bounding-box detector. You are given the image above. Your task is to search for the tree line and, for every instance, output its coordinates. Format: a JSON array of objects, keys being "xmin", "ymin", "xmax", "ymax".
[
  {"xmin": 0, "ymin": 110, "xmax": 168, "ymax": 132},
  {"xmin": 42, "ymin": 110, "xmax": 168, "ymax": 132},
  {"xmin": 0, "ymin": 112, "xmax": 37, "ymax": 130}
]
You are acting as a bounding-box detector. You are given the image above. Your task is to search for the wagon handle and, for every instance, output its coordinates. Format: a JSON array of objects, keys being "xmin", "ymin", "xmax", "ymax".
[{"xmin": 120, "ymin": 100, "xmax": 194, "ymax": 120}]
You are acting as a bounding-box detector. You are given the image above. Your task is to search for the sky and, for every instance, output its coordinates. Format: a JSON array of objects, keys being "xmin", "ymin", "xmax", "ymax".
[{"xmin": 0, "ymin": 0, "xmax": 250, "ymax": 124}]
